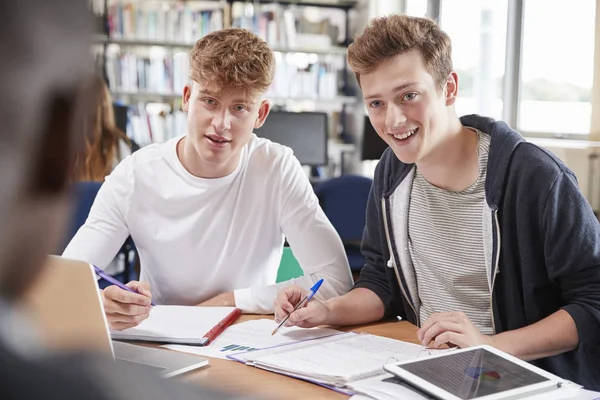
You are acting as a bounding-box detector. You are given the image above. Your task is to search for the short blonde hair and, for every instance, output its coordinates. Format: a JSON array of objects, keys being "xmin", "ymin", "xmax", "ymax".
[
  {"xmin": 190, "ymin": 28, "xmax": 275, "ymax": 95},
  {"xmin": 348, "ymin": 15, "xmax": 453, "ymax": 90}
]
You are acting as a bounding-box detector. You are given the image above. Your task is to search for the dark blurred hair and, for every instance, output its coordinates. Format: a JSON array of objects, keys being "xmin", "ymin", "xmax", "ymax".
[{"xmin": 73, "ymin": 76, "xmax": 131, "ymax": 182}]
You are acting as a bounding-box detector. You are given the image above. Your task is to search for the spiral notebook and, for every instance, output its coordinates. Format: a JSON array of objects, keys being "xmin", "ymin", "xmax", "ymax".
[{"xmin": 111, "ymin": 305, "xmax": 241, "ymax": 345}]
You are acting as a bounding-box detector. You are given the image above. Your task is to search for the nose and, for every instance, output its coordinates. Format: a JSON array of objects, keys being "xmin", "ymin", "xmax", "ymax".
[
  {"xmin": 212, "ymin": 110, "xmax": 232, "ymax": 132},
  {"xmin": 385, "ymin": 104, "xmax": 407, "ymax": 132}
]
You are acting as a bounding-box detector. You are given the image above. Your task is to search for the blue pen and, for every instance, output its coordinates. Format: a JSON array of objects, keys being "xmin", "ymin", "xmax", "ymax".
[
  {"xmin": 271, "ymin": 278, "xmax": 324, "ymax": 335},
  {"xmin": 93, "ymin": 265, "xmax": 156, "ymax": 306}
]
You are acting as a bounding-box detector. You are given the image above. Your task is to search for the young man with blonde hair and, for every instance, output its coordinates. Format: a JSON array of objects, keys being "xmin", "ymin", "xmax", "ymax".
[
  {"xmin": 274, "ymin": 15, "xmax": 600, "ymax": 389},
  {"xmin": 64, "ymin": 28, "xmax": 353, "ymax": 329}
]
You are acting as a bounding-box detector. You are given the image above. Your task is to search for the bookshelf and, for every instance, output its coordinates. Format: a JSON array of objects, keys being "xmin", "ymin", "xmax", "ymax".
[
  {"xmin": 93, "ymin": 0, "xmax": 359, "ymax": 155},
  {"xmin": 94, "ymin": 34, "xmax": 350, "ymax": 55}
]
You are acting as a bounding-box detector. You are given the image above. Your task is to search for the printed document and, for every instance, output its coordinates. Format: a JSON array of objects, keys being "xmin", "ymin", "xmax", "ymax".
[{"xmin": 162, "ymin": 318, "xmax": 342, "ymax": 359}]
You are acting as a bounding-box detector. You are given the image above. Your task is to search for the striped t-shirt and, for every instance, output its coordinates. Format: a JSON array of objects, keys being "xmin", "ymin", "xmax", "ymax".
[{"xmin": 407, "ymin": 129, "xmax": 493, "ymax": 334}]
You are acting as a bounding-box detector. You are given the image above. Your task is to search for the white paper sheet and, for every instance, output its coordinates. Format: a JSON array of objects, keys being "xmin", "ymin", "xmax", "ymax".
[
  {"xmin": 161, "ymin": 318, "xmax": 342, "ymax": 359},
  {"xmin": 349, "ymin": 373, "xmax": 432, "ymax": 400}
]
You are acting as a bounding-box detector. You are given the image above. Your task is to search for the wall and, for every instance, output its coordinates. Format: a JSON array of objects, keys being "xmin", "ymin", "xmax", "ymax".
[{"xmin": 526, "ymin": 139, "xmax": 600, "ymax": 212}]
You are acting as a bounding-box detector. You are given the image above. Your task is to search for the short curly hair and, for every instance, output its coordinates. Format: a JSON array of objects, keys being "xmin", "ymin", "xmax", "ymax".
[
  {"xmin": 190, "ymin": 28, "xmax": 275, "ymax": 95},
  {"xmin": 348, "ymin": 15, "xmax": 453, "ymax": 91}
]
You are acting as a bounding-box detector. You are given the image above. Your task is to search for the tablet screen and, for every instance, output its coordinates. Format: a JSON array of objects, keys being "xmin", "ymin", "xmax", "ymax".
[{"xmin": 397, "ymin": 348, "xmax": 550, "ymax": 399}]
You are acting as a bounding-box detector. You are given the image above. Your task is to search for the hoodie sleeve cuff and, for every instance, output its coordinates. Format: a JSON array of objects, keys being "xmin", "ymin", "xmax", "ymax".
[{"xmin": 562, "ymin": 303, "xmax": 600, "ymax": 350}]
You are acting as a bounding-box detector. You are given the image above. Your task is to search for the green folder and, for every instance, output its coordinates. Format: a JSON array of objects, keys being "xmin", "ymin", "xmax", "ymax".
[{"xmin": 276, "ymin": 247, "xmax": 303, "ymax": 283}]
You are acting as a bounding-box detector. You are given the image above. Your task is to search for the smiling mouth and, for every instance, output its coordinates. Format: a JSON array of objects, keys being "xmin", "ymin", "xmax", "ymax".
[{"xmin": 391, "ymin": 128, "xmax": 418, "ymax": 140}]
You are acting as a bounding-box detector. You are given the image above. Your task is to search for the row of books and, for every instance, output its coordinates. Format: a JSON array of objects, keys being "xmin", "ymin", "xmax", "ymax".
[
  {"xmin": 106, "ymin": 1, "xmax": 224, "ymax": 43},
  {"xmin": 104, "ymin": 50, "xmax": 189, "ymax": 95},
  {"xmin": 233, "ymin": 3, "xmax": 299, "ymax": 49},
  {"xmin": 269, "ymin": 58, "xmax": 341, "ymax": 99},
  {"xmin": 127, "ymin": 102, "xmax": 186, "ymax": 146},
  {"xmin": 102, "ymin": 1, "xmax": 342, "ymax": 52},
  {"xmin": 232, "ymin": 2, "xmax": 340, "ymax": 50},
  {"xmin": 103, "ymin": 50, "xmax": 346, "ymax": 100}
]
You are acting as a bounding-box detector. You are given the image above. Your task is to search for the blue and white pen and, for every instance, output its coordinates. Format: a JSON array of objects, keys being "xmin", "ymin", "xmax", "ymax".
[{"xmin": 271, "ymin": 278, "xmax": 324, "ymax": 336}]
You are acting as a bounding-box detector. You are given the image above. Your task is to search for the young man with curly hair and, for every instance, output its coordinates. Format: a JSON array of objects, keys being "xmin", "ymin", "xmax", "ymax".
[
  {"xmin": 63, "ymin": 29, "xmax": 353, "ymax": 329},
  {"xmin": 274, "ymin": 15, "xmax": 600, "ymax": 389}
]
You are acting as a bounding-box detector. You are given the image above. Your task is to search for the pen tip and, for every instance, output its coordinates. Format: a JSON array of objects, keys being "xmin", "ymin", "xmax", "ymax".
[{"xmin": 271, "ymin": 330, "xmax": 276, "ymax": 336}]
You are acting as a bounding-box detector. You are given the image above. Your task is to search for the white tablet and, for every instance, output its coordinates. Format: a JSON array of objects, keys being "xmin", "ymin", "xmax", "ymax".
[{"xmin": 383, "ymin": 345, "xmax": 562, "ymax": 400}]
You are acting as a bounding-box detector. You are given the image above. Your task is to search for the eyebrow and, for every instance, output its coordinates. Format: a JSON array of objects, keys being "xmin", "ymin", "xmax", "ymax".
[
  {"xmin": 198, "ymin": 90, "xmax": 256, "ymax": 105},
  {"xmin": 199, "ymin": 89, "xmax": 220, "ymax": 97},
  {"xmin": 363, "ymin": 82, "xmax": 419, "ymax": 101},
  {"xmin": 234, "ymin": 98, "xmax": 256, "ymax": 105}
]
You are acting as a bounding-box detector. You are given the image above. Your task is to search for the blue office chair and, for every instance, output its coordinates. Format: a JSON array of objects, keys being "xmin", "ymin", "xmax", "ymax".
[
  {"xmin": 57, "ymin": 181, "xmax": 137, "ymax": 284},
  {"xmin": 314, "ymin": 175, "xmax": 373, "ymax": 274}
]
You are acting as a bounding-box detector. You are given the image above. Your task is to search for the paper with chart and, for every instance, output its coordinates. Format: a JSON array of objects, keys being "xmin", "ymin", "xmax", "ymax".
[
  {"xmin": 161, "ymin": 318, "xmax": 342, "ymax": 359},
  {"xmin": 233, "ymin": 332, "xmax": 453, "ymax": 387},
  {"xmin": 111, "ymin": 305, "xmax": 237, "ymax": 344}
]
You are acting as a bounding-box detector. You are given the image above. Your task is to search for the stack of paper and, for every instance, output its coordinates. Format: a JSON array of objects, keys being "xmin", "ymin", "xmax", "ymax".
[{"xmin": 230, "ymin": 332, "xmax": 437, "ymax": 388}]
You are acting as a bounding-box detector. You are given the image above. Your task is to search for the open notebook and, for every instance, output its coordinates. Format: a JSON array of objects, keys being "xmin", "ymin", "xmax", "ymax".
[
  {"xmin": 111, "ymin": 305, "xmax": 240, "ymax": 345},
  {"xmin": 228, "ymin": 332, "xmax": 452, "ymax": 394}
]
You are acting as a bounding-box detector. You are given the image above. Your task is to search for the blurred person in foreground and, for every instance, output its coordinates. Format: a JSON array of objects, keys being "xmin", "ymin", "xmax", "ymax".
[{"xmin": 0, "ymin": 1, "xmax": 246, "ymax": 399}]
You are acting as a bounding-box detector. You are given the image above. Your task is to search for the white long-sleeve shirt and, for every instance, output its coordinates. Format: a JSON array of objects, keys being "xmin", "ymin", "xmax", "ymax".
[{"xmin": 63, "ymin": 135, "xmax": 353, "ymax": 313}]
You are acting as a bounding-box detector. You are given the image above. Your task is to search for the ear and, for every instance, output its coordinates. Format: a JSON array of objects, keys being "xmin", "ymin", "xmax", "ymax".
[
  {"xmin": 444, "ymin": 71, "xmax": 459, "ymax": 106},
  {"xmin": 254, "ymin": 99, "xmax": 271, "ymax": 129},
  {"xmin": 182, "ymin": 83, "xmax": 192, "ymax": 112}
]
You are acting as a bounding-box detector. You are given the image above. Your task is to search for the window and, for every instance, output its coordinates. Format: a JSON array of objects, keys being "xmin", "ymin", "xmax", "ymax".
[
  {"xmin": 440, "ymin": 0, "xmax": 508, "ymax": 120},
  {"xmin": 406, "ymin": 0, "xmax": 428, "ymax": 18},
  {"xmin": 519, "ymin": 0, "xmax": 595, "ymax": 136}
]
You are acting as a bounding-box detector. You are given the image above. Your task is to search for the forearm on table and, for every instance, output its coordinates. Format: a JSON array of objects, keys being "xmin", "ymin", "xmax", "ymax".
[
  {"xmin": 491, "ymin": 309, "xmax": 579, "ymax": 361},
  {"xmin": 323, "ymin": 288, "xmax": 385, "ymax": 326}
]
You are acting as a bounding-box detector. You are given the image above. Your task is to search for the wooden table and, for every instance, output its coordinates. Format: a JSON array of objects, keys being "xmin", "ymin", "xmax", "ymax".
[{"xmin": 177, "ymin": 315, "xmax": 420, "ymax": 400}]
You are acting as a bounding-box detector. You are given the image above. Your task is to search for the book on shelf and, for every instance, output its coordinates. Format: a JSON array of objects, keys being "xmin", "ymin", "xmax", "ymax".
[{"xmin": 106, "ymin": 1, "xmax": 224, "ymax": 43}]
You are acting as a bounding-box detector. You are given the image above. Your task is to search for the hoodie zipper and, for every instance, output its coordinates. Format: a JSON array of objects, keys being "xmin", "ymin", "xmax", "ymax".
[
  {"xmin": 381, "ymin": 198, "xmax": 419, "ymax": 326},
  {"xmin": 490, "ymin": 209, "xmax": 501, "ymax": 334}
]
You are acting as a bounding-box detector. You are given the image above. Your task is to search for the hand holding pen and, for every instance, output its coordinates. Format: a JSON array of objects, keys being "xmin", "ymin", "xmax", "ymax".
[
  {"xmin": 272, "ymin": 278, "xmax": 325, "ymax": 335},
  {"xmin": 95, "ymin": 265, "xmax": 155, "ymax": 331}
]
